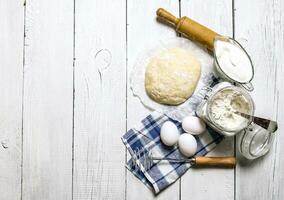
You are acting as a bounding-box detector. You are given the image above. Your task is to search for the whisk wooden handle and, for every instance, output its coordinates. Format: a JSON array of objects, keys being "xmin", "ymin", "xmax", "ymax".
[
  {"xmin": 156, "ymin": 8, "xmax": 219, "ymax": 50},
  {"xmin": 193, "ymin": 156, "xmax": 236, "ymax": 168}
]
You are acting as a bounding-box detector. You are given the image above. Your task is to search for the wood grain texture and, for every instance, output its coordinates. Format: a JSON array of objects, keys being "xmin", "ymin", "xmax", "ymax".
[
  {"xmin": 0, "ymin": 0, "xmax": 283, "ymax": 199},
  {"xmin": 22, "ymin": 0, "xmax": 74, "ymax": 199},
  {"xmin": 235, "ymin": 0, "xmax": 284, "ymax": 199},
  {"xmin": 180, "ymin": 1, "xmax": 234, "ymax": 199},
  {"xmin": 126, "ymin": 1, "xmax": 180, "ymax": 199},
  {"xmin": 73, "ymin": 0, "xmax": 126, "ymax": 199},
  {"xmin": 0, "ymin": 1, "xmax": 24, "ymax": 199}
]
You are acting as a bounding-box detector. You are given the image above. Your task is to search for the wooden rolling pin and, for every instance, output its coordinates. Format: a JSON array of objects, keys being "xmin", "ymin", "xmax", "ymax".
[
  {"xmin": 192, "ymin": 156, "xmax": 236, "ymax": 168},
  {"xmin": 156, "ymin": 8, "xmax": 220, "ymax": 51}
]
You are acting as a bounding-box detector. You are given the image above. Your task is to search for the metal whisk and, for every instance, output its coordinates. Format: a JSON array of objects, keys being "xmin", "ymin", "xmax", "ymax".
[
  {"xmin": 130, "ymin": 148, "xmax": 236, "ymax": 172},
  {"xmin": 130, "ymin": 148, "xmax": 194, "ymax": 172}
]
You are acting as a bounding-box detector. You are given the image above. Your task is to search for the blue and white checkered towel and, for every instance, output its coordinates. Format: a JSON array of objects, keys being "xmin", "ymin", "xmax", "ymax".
[
  {"xmin": 122, "ymin": 112, "xmax": 224, "ymax": 194},
  {"xmin": 122, "ymin": 77, "xmax": 223, "ymax": 194}
]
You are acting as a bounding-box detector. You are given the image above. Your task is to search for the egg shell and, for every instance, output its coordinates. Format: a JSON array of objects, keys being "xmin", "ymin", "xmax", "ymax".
[
  {"xmin": 160, "ymin": 121, "xmax": 180, "ymax": 146},
  {"xmin": 178, "ymin": 134, "xmax": 197, "ymax": 157},
  {"xmin": 182, "ymin": 116, "xmax": 206, "ymax": 135}
]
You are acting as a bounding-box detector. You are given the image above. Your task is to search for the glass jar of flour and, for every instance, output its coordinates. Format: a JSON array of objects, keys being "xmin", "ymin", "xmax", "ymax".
[
  {"xmin": 197, "ymin": 82, "xmax": 277, "ymax": 159},
  {"xmin": 196, "ymin": 82, "xmax": 255, "ymax": 136}
]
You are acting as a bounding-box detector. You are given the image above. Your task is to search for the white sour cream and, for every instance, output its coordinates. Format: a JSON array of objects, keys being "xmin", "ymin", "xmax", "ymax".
[{"xmin": 215, "ymin": 40, "xmax": 253, "ymax": 83}]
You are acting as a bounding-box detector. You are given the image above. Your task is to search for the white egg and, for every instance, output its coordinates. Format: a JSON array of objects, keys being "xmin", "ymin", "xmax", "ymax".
[
  {"xmin": 182, "ymin": 116, "xmax": 206, "ymax": 135},
  {"xmin": 178, "ymin": 134, "xmax": 197, "ymax": 157},
  {"xmin": 160, "ymin": 121, "xmax": 180, "ymax": 146}
]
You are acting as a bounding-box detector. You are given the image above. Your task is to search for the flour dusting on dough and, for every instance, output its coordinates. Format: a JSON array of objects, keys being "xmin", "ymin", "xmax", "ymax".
[{"xmin": 145, "ymin": 48, "xmax": 201, "ymax": 105}]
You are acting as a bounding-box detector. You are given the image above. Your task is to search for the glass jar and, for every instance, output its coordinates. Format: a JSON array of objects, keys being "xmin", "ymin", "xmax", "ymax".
[
  {"xmin": 238, "ymin": 123, "xmax": 275, "ymax": 159},
  {"xmin": 213, "ymin": 36, "xmax": 254, "ymax": 91},
  {"xmin": 196, "ymin": 82, "xmax": 255, "ymax": 136},
  {"xmin": 197, "ymin": 81, "xmax": 276, "ymax": 159}
]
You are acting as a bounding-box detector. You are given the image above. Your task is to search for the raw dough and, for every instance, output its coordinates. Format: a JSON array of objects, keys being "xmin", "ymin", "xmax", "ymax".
[{"xmin": 145, "ymin": 48, "xmax": 201, "ymax": 105}]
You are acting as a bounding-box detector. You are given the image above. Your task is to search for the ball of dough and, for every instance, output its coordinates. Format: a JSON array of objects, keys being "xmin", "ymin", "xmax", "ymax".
[{"xmin": 145, "ymin": 48, "xmax": 201, "ymax": 105}]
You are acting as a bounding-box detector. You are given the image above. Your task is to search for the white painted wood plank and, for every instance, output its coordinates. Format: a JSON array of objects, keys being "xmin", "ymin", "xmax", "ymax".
[
  {"xmin": 126, "ymin": 1, "xmax": 180, "ymax": 199},
  {"xmin": 73, "ymin": 0, "xmax": 126, "ymax": 199},
  {"xmin": 180, "ymin": 1, "xmax": 234, "ymax": 199},
  {"xmin": 235, "ymin": 0, "xmax": 284, "ymax": 199},
  {"xmin": 22, "ymin": 0, "xmax": 73, "ymax": 199},
  {"xmin": 0, "ymin": 1, "xmax": 24, "ymax": 200}
]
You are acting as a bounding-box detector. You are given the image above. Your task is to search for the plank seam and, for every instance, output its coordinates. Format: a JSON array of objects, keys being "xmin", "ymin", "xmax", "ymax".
[
  {"xmin": 72, "ymin": 0, "xmax": 76, "ymax": 199},
  {"xmin": 21, "ymin": 2, "xmax": 27, "ymax": 200},
  {"xmin": 125, "ymin": 0, "xmax": 128, "ymax": 200},
  {"xmin": 178, "ymin": 1, "xmax": 182, "ymax": 200},
  {"xmin": 232, "ymin": 0, "xmax": 236, "ymax": 200}
]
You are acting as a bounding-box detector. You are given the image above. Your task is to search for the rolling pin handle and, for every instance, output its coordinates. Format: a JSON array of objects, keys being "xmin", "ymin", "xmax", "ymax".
[
  {"xmin": 156, "ymin": 8, "xmax": 179, "ymax": 25},
  {"xmin": 156, "ymin": 7, "xmax": 219, "ymax": 50}
]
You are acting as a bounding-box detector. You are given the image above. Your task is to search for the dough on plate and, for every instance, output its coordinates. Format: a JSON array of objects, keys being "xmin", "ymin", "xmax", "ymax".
[{"xmin": 145, "ymin": 48, "xmax": 201, "ymax": 105}]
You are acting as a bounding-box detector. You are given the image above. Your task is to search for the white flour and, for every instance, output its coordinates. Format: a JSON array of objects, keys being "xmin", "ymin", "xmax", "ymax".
[{"xmin": 209, "ymin": 88, "xmax": 251, "ymax": 131}]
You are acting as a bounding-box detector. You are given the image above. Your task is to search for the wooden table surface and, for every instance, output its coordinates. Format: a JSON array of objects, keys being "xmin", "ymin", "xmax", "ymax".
[{"xmin": 1, "ymin": 0, "xmax": 283, "ymax": 199}]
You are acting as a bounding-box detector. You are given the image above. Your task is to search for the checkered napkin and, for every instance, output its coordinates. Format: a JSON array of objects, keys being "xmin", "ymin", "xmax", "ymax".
[
  {"xmin": 122, "ymin": 112, "xmax": 225, "ymax": 194},
  {"xmin": 122, "ymin": 78, "xmax": 223, "ymax": 194}
]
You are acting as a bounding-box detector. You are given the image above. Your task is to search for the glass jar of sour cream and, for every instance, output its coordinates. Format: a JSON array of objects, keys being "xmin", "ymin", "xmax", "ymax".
[
  {"xmin": 213, "ymin": 36, "xmax": 254, "ymax": 91},
  {"xmin": 196, "ymin": 82, "xmax": 255, "ymax": 136}
]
